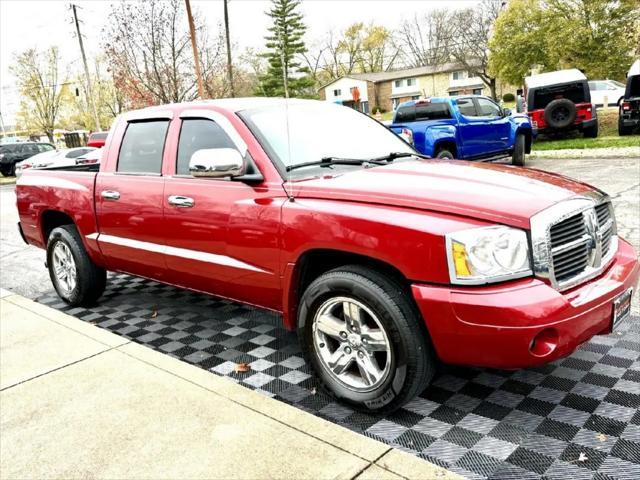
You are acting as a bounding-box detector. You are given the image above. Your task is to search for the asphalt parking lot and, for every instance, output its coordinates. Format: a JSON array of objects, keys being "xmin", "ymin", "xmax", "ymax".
[{"xmin": 1, "ymin": 156, "xmax": 639, "ymax": 480}]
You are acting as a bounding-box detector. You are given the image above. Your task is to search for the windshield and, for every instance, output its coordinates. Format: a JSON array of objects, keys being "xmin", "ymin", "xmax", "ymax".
[{"xmin": 239, "ymin": 102, "xmax": 414, "ymax": 175}]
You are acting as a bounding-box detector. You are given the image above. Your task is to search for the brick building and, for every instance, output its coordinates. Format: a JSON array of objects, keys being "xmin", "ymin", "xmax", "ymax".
[{"xmin": 319, "ymin": 62, "xmax": 514, "ymax": 113}]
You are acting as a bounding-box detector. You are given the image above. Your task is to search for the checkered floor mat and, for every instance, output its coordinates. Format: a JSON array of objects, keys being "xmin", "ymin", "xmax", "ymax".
[{"xmin": 37, "ymin": 273, "xmax": 640, "ymax": 480}]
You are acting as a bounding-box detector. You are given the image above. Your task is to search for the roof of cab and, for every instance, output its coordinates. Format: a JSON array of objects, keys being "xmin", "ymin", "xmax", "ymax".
[
  {"xmin": 124, "ymin": 97, "xmax": 319, "ymax": 119},
  {"xmin": 628, "ymin": 59, "xmax": 640, "ymax": 77},
  {"xmin": 524, "ymin": 69, "xmax": 587, "ymax": 89}
]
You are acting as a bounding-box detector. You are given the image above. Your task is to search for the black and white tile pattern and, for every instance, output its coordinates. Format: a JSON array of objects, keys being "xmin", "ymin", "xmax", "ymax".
[{"xmin": 38, "ymin": 273, "xmax": 640, "ymax": 480}]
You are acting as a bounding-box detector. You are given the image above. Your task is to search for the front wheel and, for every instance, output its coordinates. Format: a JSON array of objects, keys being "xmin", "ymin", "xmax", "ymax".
[
  {"xmin": 512, "ymin": 133, "xmax": 526, "ymax": 166},
  {"xmin": 298, "ymin": 265, "xmax": 435, "ymax": 413},
  {"xmin": 47, "ymin": 225, "xmax": 106, "ymax": 306}
]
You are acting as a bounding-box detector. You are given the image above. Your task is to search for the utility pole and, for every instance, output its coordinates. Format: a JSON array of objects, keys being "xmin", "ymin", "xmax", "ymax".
[
  {"xmin": 223, "ymin": 0, "xmax": 234, "ymax": 97},
  {"xmin": 184, "ymin": 0, "xmax": 205, "ymax": 99},
  {"xmin": 71, "ymin": 4, "xmax": 101, "ymax": 132}
]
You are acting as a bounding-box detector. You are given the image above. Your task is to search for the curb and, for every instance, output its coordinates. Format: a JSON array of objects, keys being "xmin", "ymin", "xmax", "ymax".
[{"xmin": 1, "ymin": 290, "xmax": 462, "ymax": 480}]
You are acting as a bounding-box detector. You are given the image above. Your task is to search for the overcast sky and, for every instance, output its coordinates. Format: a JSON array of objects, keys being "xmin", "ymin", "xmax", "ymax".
[{"xmin": 0, "ymin": 0, "xmax": 478, "ymax": 126}]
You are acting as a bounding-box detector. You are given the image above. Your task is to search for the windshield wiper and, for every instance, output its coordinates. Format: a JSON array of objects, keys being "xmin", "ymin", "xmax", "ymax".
[
  {"xmin": 368, "ymin": 151, "xmax": 431, "ymax": 162},
  {"xmin": 285, "ymin": 152, "xmax": 430, "ymax": 172},
  {"xmin": 285, "ymin": 157, "xmax": 386, "ymax": 172}
]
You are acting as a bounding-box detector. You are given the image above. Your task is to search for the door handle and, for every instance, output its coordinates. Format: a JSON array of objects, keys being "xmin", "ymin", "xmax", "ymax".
[
  {"xmin": 168, "ymin": 195, "xmax": 195, "ymax": 208},
  {"xmin": 101, "ymin": 190, "xmax": 120, "ymax": 201}
]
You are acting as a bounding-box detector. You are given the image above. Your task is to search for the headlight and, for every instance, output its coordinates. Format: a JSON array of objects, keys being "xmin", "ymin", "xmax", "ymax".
[{"xmin": 446, "ymin": 226, "xmax": 532, "ymax": 285}]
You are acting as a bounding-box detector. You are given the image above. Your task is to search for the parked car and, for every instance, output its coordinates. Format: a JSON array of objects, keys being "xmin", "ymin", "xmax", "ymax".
[
  {"xmin": 388, "ymin": 97, "xmax": 533, "ymax": 165},
  {"xmin": 87, "ymin": 132, "xmax": 109, "ymax": 148},
  {"xmin": 0, "ymin": 142, "xmax": 55, "ymax": 176},
  {"xmin": 618, "ymin": 59, "xmax": 640, "ymax": 136},
  {"xmin": 75, "ymin": 148, "xmax": 103, "ymax": 166},
  {"xmin": 15, "ymin": 147, "xmax": 96, "ymax": 176},
  {"xmin": 524, "ymin": 69, "xmax": 598, "ymax": 138},
  {"xmin": 588, "ymin": 79, "xmax": 626, "ymax": 107},
  {"xmin": 16, "ymin": 99, "xmax": 639, "ymax": 413}
]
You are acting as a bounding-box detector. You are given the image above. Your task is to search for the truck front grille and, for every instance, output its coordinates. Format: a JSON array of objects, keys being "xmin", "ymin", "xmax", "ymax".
[{"xmin": 531, "ymin": 197, "xmax": 618, "ymax": 291}]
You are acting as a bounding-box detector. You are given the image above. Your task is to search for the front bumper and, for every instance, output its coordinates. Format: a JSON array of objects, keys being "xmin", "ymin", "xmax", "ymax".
[{"xmin": 412, "ymin": 238, "xmax": 639, "ymax": 369}]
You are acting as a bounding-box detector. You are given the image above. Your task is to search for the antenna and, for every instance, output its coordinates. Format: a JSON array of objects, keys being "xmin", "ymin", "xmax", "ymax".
[{"xmin": 280, "ymin": 24, "xmax": 294, "ymax": 201}]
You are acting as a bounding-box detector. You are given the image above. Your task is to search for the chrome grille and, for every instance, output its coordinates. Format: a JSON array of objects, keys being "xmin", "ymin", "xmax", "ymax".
[
  {"xmin": 531, "ymin": 196, "xmax": 618, "ymax": 291},
  {"xmin": 550, "ymin": 213, "xmax": 591, "ymax": 281}
]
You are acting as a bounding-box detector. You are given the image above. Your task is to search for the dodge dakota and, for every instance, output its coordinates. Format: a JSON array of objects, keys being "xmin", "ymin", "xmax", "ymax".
[{"xmin": 16, "ymin": 98, "xmax": 639, "ymax": 413}]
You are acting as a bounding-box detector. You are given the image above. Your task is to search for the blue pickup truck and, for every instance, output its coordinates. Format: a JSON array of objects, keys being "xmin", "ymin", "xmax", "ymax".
[{"xmin": 389, "ymin": 96, "xmax": 534, "ymax": 166}]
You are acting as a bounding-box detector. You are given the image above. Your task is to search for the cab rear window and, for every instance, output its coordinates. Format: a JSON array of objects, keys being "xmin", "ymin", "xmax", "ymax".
[{"xmin": 395, "ymin": 103, "xmax": 451, "ymax": 122}]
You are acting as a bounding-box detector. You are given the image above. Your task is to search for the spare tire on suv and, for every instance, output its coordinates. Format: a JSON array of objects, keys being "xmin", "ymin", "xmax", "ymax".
[{"xmin": 544, "ymin": 98, "xmax": 577, "ymax": 129}]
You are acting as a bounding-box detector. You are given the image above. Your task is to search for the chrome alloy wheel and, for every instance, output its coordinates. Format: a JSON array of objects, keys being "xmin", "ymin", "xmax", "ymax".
[
  {"xmin": 52, "ymin": 242, "xmax": 77, "ymax": 295},
  {"xmin": 312, "ymin": 296, "xmax": 392, "ymax": 392}
]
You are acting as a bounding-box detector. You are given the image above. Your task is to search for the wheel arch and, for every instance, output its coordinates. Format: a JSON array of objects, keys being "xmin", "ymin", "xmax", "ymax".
[
  {"xmin": 516, "ymin": 127, "xmax": 533, "ymax": 153},
  {"xmin": 282, "ymin": 248, "xmax": 415, "ymax": 331},
  {"xmin": 41, "ymin": 209, "xmax": 75, "ymax": 244}
]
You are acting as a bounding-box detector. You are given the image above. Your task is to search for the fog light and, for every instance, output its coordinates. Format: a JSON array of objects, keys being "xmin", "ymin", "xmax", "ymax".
[{"xmin": 530, "ymin": 328, "xmax": 558, "ymax": 357}]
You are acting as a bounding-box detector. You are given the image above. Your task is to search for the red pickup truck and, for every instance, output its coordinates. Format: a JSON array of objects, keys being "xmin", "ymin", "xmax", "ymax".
[{"xmin": 16, "ymin": 98, "xmax": 638, "ymax": 412}]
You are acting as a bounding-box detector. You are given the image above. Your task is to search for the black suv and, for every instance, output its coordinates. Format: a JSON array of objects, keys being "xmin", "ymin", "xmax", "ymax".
[
  {"xmin": 0, "ymin": 142, "xmax": 55, "ymax": 177},
  {"xmin": 619, "ymin": 60, "xmax": 640, "ymax": 136}
]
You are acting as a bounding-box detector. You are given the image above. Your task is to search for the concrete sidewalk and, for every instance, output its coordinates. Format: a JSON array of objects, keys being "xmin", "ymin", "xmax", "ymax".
[{"xmin": 0, "ymin": 289, "xmax": 459, "ymax": 480}]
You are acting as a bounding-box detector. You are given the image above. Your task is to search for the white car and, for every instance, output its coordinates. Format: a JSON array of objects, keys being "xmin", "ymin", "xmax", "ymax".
[
  {"xmin": 15, "ymin": 147, "xmax": 96, "ymax": 176},
  {"xmin": 588, "ymin": 79, "xmax": 626, "ymax": 107}
]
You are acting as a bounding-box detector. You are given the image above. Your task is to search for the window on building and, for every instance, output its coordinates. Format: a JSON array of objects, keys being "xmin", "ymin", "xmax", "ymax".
[
  {"xmin": 117, "ymin": 120, "xmax": 169, "ymax": 174},
  {"xmin": 392, "ymin": 98, "xmax": 400, "ymax": 110},
  {"xmin": 449, "ymin": 90, "xmax": 460, "ymax": 96},
  {"xmin": 473, "ymin": 88, "xmax": 483, "ymax": 95},
  {"xmin": 456, "ymin": 98, "xmax": 477, "ymax": 117},
  {"xmin": 394, "ymin": 80, "xmax": 403, "ymax": 88},
  {"xmin": 176, "ymin": 119, "xmax": 236, "ymax": 175},
  {"xmin": 333, "ymin": 89, "xmax": 341, "ymax": 97},
  {"xmin": 407, "ymin": 78, "xmax": 416, "ymax": 87},
  {"xmin": 411, "ymin": 95, "xmax": 420, "ymax": 100},
  {"xmin": 360, "ymin": 101, "xmax": 369, "ymax": 114}
]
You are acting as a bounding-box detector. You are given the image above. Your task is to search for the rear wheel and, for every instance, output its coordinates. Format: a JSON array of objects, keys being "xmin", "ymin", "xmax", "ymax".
[
  {"xmin": 512, "ymin": 133, "xmax": 526, "ymax": 166},
  {"xmin": 435, "ymin": 148, "xmax": 455, "ymax": 159},
  {"xmin": 47, "ymin": 225, "xmax": 106, "ymax": 306},
  {"xmin": 1, "ymin": 164, "xmax": 15, "ymax": 177},
  {"xmin": 618, "ymin": 117, "xmax": 632, "ymax": 136},
  {"xmin": 298, "ymin": 265, "xmax": 435, "ymax": 413},
  {"xmin": 583, "ymin": 122, "xmax": 598, "ymax": 138}
]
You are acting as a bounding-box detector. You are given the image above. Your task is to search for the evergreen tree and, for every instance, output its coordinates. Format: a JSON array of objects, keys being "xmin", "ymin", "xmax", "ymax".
[{"xmin": 259, "ymin": 0, "xmax": 314, "ymax": 98}]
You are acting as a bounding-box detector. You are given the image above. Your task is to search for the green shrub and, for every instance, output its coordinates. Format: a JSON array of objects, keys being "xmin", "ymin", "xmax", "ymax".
[{"xmin": 502, "ymin": 92, "xmax": 515, "ymax": 102}]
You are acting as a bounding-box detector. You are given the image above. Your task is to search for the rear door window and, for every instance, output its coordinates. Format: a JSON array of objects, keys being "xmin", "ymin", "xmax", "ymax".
[
  {"xmin": 176, "ymin": 119, "xmax": 235, "ymax": 175},
  {"xmin": 117, "ymin": 121, "xmax": 169, "ymax": 174},
  {"xmin": 456, "ymin": 98, "xmax": 478, "ymax": 117},
  {"xmin": 415, "ymin": 103, "xmax": 452, "ymax": 120}
]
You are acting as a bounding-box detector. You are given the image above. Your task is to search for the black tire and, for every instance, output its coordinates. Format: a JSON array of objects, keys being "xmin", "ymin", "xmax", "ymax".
[
  {"xmin": 297, "ymin": 265, "xmax": 435, "ymax": 413},
  {"xmin": 583, "ymin": 122, "xmax": 598, "ymax": 138},
  {"xmin": 435, "ymin": 148, "xmax": 455, "ymax": 159},
  {"xmin": 544, "ymin": 99, "xmax": 576, "ymax": 129},
  {"xmin": 0, "ymin": 168, "xmax": 10, "ymax": 177},
  {"xmin": 512, "ymin": 133, "xmax": 526, "ymax": 166},
  {"xmin": 1, "ymin": 164, "xmax": 14, "ymax": 177},
  {"xmin": 47, "ymin": 225, "xmax": 106, "ymax": 306},
  {"xmin": 618, "ymin": 116, "xmax": 632, "ymax": 136}
]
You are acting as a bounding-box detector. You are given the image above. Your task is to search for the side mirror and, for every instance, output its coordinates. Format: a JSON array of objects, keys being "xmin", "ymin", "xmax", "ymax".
[
  {"xmin": 502, "ymin": 108, "xmax": 512, "ymax": 117},
  {"xmin": 189, "ymin": 148, "xmax": 245, "ymax": 178}
]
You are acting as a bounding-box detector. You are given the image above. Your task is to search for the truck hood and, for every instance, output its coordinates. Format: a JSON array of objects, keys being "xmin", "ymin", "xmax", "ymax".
[{"xmin": 287, "ymin": 160, "xmax": 598, "ymax": 229}]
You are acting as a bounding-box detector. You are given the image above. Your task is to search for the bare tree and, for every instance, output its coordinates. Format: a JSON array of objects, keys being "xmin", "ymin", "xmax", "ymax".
[
  {"xmin": 11, "ymin": 47, "xmax": 67, "ymax": 142},
  {"xmin": 449, "ymin": 0, "xmax": 502, "ymax": 100},
  {"xmin": 397, "ymin": 10, "xmax": 453, "ymax": 68},
  {"xmin": 103, "ymin": 0, "xmax": 228, "ymax": 108}
]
